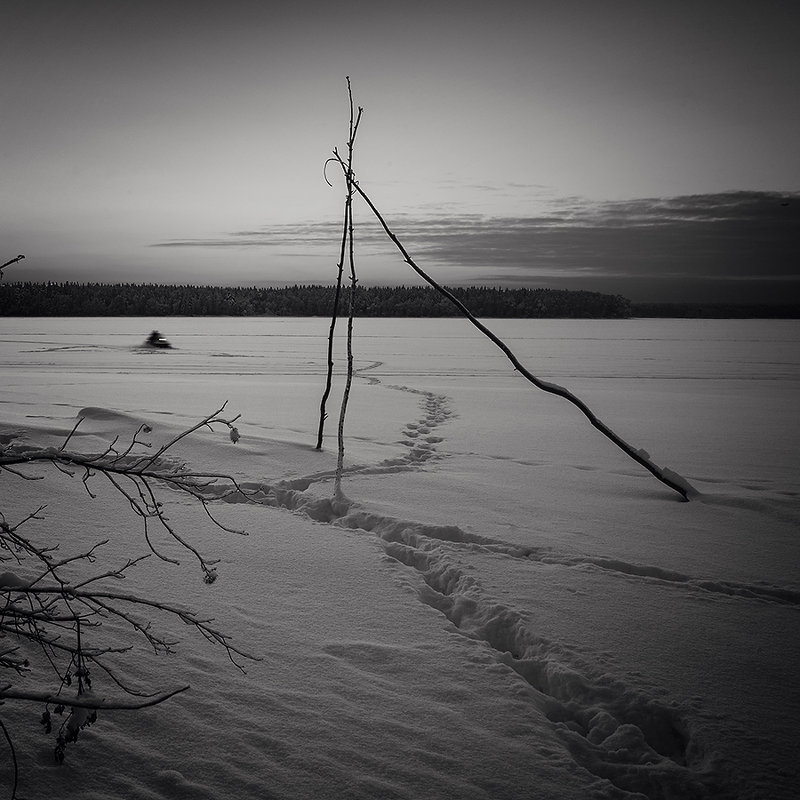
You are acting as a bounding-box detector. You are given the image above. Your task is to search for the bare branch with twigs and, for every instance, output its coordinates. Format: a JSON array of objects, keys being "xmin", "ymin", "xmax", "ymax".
[{"xmin": 1, "ymin": 405, "xmax": 260, "ymax": 778}]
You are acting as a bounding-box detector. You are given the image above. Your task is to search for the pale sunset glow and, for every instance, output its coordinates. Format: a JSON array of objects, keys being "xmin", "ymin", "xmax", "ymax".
[{"xmin": 2, "ymin": 1, "xmax": 798, "ymax": 302}]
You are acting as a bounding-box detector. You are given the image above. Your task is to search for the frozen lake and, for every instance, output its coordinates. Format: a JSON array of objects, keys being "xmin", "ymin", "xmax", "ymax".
[
  {"xmin": 1, "ymin": 316, "xmax": 799, "ymax": 799},
  {"xmin": 3, "ymin": 316, "xmax": 798, "ymax": 493}
]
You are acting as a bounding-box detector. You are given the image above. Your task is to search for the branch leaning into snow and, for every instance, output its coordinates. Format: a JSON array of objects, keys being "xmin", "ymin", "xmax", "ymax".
[
  {"xmin": 0, "ymin": 253, "xmax": 24, "ymax": 281},
  {"xmin": 331, "ymin": 154, "xmax": 696, "ymax": 501}
]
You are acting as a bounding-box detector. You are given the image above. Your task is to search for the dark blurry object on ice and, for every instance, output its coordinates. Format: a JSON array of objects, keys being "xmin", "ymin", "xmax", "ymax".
[{"xmin": 144, "ymin": 330, "xmax": 172, "ymax": 349}]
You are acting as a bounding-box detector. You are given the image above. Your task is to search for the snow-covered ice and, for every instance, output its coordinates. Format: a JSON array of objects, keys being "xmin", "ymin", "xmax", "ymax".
[{"xmin": 1, "ymin": 316, "xmax": 798, "ymax": 799}]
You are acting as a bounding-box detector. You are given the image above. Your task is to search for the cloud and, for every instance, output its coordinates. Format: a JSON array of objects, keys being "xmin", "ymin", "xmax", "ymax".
[
  {"xmin": 377, "ymin": 191, "xmax": 800, "ymax": 302},
  {"xmin": 396, "ymin": 190, "xmax": 797, "ymax": 269},
  {"xmin": 152, "ymin": 221, "xmax": 340, "ymax": 250},
  {"xmin": 150, "ymin": 218, "xmax": 401, "ymax": 259},
  {"xmin": 149, "ymin": 191, "xmax": 800, "ymax": 302}
]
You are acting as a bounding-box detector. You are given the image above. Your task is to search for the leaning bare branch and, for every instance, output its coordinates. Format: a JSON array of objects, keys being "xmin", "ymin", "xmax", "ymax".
[
  {"xmin": 0, "ymin": 253, "xmax": 24, "ymax": 281},
  {"xmin": 331, "ymin": 149, "xmax": 696, "ymax": 502}
]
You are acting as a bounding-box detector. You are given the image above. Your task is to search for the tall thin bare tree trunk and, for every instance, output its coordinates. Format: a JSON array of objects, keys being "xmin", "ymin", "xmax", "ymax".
[
  {"xmin": 332, "ymin": 80, "xmax": 362, "ymax": 497},
  {"xmin": 334, "ymin": 199, "xmax": 358, "ymax": 499},
  {"xmin": 317, "ymin": 78, "xmax": 361, "ymax": 452},
  {"xmin": 315, "ymin": 202, "xmax": 348, "ymax": 450}
]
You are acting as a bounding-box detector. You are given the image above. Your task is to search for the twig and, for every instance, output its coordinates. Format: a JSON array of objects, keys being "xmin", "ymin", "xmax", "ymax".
[{"xmin": 59, "ymin": 417, "xmax": 85, "ymax": 451}]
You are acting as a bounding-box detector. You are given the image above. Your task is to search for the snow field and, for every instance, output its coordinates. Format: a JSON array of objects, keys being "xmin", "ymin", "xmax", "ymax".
[{"xmin": 1, "ymin": 316, "xmax": 799, "ymax": 799}]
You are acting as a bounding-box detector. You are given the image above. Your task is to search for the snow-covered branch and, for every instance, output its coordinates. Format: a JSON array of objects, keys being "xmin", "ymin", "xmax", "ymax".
[{"xmin": 0, "ymin": 406, "xmax": 258, "ymax": 771}]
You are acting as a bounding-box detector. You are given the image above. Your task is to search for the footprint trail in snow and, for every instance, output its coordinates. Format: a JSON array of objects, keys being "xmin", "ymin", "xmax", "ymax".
[
  {"xmin": 191, "ymin": 373, "xmax": 752, "ymax": 799},
  {"xmin": 23, "ymin": 370, "xmax": 783, "ymax": 798}
]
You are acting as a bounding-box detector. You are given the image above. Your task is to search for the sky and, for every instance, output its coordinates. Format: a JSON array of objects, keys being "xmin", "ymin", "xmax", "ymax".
[{"xmin": 1, "ymin": 0, "xmax": 799, "ymax": 304}]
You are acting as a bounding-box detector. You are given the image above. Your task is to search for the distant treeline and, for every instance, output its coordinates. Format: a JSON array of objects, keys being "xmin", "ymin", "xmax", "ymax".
[
  {"xmin": 2, "ymin": 282, "xmax": 797, "ymax": 318},
  {"xmin": 0, "ymin": 282, "xmax": 633, "ymax": 318}
]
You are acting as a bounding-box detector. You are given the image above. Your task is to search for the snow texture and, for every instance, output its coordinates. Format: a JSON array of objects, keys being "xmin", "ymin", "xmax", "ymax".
[{"xmin": 1, "ymin": 316, "xmax": 799, "ymax": 800}]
